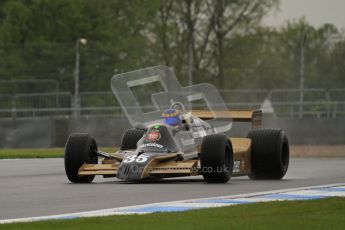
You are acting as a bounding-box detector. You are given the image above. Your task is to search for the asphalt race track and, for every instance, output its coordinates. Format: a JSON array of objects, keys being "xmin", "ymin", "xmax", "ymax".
[{"xmin": 1, "ymin": 158, "xmax": 345, "ymax": 220}]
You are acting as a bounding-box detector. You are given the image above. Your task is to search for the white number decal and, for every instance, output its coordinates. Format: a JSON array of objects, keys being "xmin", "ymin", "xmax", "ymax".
[
  {"xmin": 123, "ymin": 155, "xmax": 148, "ymax": 163},
  {"xmin": 123, "ymin": 155, "xmax": 136, "ymax": 163},
  {"xmin": 136, "ymin": 155, "xmax": 148, "ymax": 163}
]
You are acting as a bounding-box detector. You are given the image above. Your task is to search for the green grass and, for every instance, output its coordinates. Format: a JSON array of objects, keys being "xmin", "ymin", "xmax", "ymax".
[
  {"xmin": 0, "ymin": 147, "xmax": 116, "ymax": 159},
  {"xmin": 0, "ymin": 148, "xmax": 64, "ymax": 159},
  {"xmin": 1, "ymin": 197, "xmax": 345, "ymax": 230}
]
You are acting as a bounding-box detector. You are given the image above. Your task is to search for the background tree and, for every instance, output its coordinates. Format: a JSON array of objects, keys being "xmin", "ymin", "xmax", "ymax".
[{"xmin": 0, "ymin": 0, "xmax": 344, "ymax": 94}]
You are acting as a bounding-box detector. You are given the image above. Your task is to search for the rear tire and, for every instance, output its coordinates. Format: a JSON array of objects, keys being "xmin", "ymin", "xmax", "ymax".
[
  {"xmin": 200, "ymin": 134, "xmax": 233, "ymax": 183},
  {"xmin": 64, "ymin": 133, "xmax": 98, "ymax": 183},
  {"xmin": 247, "ymin": 128, "xmax": 289, "ymax": 180},
  {"xmin": 120, "ymin": 128, "xmax": 145, "ymax": 150}
]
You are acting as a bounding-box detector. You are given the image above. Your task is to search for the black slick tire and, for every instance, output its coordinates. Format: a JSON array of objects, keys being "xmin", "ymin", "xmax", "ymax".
[
  {"xmin": 200, "ymin": 134, "xmax": 233, "ymax": 183},
  {"xmin": 247, "ymin": 128, "xmax": 289, "ymax": 180},
  {"xmin": 64, "ymin": 133, "xmax": 98, "ymax": 183},
  {"xmin": 120, "ymin": 128, "xmax": 145, "ymax": 150}
]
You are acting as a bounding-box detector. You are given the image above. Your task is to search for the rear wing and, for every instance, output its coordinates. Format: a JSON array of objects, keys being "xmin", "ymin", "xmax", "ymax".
[{"xmin": 192, "ymin": 110, "xmax": 262, "ymax": 129}]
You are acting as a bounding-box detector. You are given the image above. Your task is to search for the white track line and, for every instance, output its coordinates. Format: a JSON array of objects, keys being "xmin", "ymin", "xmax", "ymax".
[{"xmin": 1, "ymin": 183, "xmax": 345, "ymax": 224}]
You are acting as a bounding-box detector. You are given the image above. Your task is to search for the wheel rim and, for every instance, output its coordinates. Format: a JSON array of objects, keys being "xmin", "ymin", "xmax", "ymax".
[{"xmin": 281, "ymin": 139, "xmax": 289, "ymax": 172}]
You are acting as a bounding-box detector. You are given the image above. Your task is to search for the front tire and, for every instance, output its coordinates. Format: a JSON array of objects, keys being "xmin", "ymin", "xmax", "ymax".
[
  {"xmin": 200, "ymin": 134, "xmax": 233, "ymax": 183},
  {"xmin": 64, "ymin": 133, "xmax": 98, "ymax": 183},
  {"xmin": 247, "ymin": 128, "xmax": 289, "ymax": 180}
]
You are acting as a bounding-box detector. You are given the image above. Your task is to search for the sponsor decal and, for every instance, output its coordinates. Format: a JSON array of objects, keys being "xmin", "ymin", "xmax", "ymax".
[
  {"xmin": 147, "ymin": 132, "xmax": 160, "ymax": 141},
  {"xmin": 233, "ymin": 160, "xmax": 240, "ymax": 173},
  {"xmin": 146, "ymin": 129, "xmax": 161, "ymax": 141},
  {"xmin": 139, "ymin": 143, "xmax": 164, "ymax": 149}
]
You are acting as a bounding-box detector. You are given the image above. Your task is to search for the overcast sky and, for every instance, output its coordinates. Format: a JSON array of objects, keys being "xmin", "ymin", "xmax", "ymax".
[{"xmin": 263, "ymin": 0, "xmax": 345, "ymax": 29}]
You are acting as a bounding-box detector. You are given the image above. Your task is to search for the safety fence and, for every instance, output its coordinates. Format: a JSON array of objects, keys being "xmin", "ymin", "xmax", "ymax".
[{"xmin": 0, "ymin": 88, "xmax": 344, "ymax": 119}]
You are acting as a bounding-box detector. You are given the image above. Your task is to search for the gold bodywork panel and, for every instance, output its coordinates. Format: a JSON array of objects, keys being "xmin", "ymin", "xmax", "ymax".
[
  {"xmin": 78, "ymin": 163, "xmax": 119, "ymax": 176},
  {"xmin": 139, "ymin": 153, "xmax": 178, "ymax": 179},
  {"xmin": 230, "ymin": 137, "xmax": 251, "ymax": 175},
  {"xmin": 192, "ymin": 110, "xmax": 262, "ymax": 129},
  {"xmin": 149, "ymin": 160, "xmax": 198, "ymax": 176}
]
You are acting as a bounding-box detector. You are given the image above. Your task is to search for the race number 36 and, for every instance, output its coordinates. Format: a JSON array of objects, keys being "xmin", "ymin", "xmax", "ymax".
[{"xmin": 123, "ymin": 155, "xmax": 148, "ymax": 163}]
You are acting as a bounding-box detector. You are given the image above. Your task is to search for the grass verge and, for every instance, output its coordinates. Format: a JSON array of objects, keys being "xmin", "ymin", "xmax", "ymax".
[
  {"xmin": 0, "ymin": 147, "xmax": 115, "ymax": 159},
  {"xmin": 1, "ymin": 197, "xmax": 345, "ymax": 230}
]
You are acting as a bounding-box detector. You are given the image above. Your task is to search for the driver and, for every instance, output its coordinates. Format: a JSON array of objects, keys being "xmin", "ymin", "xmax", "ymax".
[{"xmin": 162, "ymin": 109, "xmax": 183, "ymax": 128}]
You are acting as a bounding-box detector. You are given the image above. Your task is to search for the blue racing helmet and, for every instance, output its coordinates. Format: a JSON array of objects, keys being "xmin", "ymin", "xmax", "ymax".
[{"xmin": 162, "ymin": 109, "xmax": 182, "ymax": 127}]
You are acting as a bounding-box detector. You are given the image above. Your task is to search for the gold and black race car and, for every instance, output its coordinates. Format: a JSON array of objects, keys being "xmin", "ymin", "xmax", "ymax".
[{"xmin": 64, "ymin": 66, "xmax": 289, "ymax": 183}]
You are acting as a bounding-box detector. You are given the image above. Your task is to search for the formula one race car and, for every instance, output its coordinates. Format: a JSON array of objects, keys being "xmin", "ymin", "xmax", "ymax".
[{"xmin": 64, "ymin": 66, "xmax": 289, "ymax": 183}]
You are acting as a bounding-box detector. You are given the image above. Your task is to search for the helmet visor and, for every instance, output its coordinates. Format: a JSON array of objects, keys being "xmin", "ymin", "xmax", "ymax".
[{"xmin": 164, "ymin": 116, "xmax": 181, "ymax": 126}]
